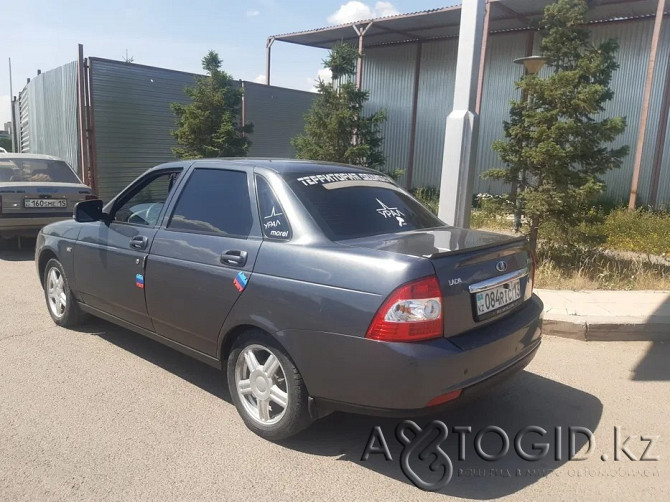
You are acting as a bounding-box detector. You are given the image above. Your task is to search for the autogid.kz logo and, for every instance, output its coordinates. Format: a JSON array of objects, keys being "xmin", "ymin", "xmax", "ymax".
[{"xmin": 361, "ymin": 421, "xmax": 660, "ymax": 492}]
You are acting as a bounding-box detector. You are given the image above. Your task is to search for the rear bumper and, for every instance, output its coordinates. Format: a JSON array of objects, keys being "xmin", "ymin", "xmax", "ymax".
[
  {"xmin": 0, "ymin": 215, "xmax": 72, "ymax": 236},
  {"xmin": 277, "ymin": 294, "xmax": 543, "ymax": 414}
]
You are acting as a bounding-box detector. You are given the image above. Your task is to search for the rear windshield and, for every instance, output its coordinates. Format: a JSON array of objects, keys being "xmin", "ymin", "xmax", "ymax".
[
  {"xmin": 0, "ymin": 158, "xmax": 80, "ymax": 183},
  {"xmin": 287, "ymin": 172, "xmax": 443, "ymax": 240}
]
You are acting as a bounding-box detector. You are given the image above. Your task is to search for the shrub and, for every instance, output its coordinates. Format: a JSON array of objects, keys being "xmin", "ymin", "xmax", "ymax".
[
  {"xmin": 411, "ymin": 186, "xmax": 440, "ymax": 215},
  {"xmin": 604, "ymin": 208, "xmax": 670, "ymax": 256}
]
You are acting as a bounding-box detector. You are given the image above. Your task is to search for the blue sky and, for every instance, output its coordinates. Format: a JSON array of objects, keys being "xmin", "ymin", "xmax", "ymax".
[{"xmin": 1, "ymin": 1, "xmax": 452, "ymax": 127}]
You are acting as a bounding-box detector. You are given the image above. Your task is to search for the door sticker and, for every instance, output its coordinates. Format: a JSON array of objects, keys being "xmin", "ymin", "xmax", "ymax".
[
  {"xmin": 376, "ymin": 199, "xmax": 407, "ymax": 227},
  {"xmin": 135, "ymin": 274, "xmax": 145, "ymax": 289},
  {"xmin": 233, "ymin": 272, "xmax": 248, "ymax": 292}
]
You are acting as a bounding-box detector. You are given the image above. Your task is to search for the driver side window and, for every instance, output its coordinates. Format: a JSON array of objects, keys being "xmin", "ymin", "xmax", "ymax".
[{"xmin": 114, "ymin": 171, "xmax": 181, "ymax": 226}]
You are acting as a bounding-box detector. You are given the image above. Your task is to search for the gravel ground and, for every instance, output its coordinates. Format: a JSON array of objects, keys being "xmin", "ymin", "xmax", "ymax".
[{"xmin": 1, "ymin": 245, "xmax": 668, "ymax": 501}]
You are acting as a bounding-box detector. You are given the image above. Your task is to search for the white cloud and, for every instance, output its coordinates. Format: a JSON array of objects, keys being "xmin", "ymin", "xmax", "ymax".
[
  {"xmin": 254, "ymin": 74, "xmax": 267, "ymax": 84},
  {"xmin": 246, "ymin": 9, "xmax": 260, "ymax": 17},
  {"xmin": 373, "ymin": 1, "xmax": 399, "ymax": 18},
  {"xmin": 307, "ymin": 68, "xmax": 333, "ymax": 93},
  {"xmin": 317, "ymin": 68, "xmax": 332, "ymax": 83},
  {"xmin": 327, "ymin": 1, "xmax": 399, "ymax": 25}
]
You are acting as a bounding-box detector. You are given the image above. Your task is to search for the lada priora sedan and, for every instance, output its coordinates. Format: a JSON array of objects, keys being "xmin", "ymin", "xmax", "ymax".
[{"xmin": 35, "ymin": 159, "xmax": 542, "ymax": 440}]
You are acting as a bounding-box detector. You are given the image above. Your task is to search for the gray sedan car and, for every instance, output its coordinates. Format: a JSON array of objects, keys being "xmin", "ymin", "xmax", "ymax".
[
  {"xmin": 0, "ymin": 153, "xmax": 95, "ymax": 240},
  {"xmin": 35, "ymin": 159, "xmax": 542, "ymax": 440}
]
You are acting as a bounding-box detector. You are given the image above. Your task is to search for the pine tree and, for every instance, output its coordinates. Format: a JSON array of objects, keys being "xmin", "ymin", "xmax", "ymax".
[
  {"xmin": 171, "ymin": 50, "xmax": 252, "ymax": 158},
  {"xmin": 486, "ymin": 0, "xmax": 628, "ymax": 252},
  {"xmin": 292, "ymin": 42, "xmax": 386, "ymax": 170}
]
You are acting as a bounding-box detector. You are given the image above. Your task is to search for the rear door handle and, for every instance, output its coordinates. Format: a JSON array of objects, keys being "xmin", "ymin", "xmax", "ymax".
[
  {"xmin": 221, "ymin": 250, "xmax": 247, "ymax": 267},
  {"xmin": 130, "ymin": 235, "xmax": 148, "ymax": 250}
]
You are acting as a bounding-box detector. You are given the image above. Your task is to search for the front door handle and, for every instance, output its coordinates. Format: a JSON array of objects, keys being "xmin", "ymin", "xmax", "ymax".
[
  {"xmin": 221, "ymin": 250, "xmax": 247, "ymax": 267},
  {"xmin": 130, "ymin": 235, "xmax": 148, "ymax": 250}
]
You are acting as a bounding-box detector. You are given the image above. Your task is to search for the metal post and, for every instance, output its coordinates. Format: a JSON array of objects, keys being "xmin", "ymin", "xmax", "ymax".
[
  {"xmin": 8, "ymin": 58, "xmax": 16, "ymax": 152},
  {"xmin": 648, "ymin": 48, "xmax": 670, "ymax": 208},
  {"xmin": 353, "ymin": 23, "xmax": 373, "ymax": 91},
  {"xmin": 77, "ymin": 44, "xmax": 89, "ymax": 184},
  {"xmin": 241, "ymin": 80, "xmax": 246, "ymax": 136},
  {"xmin": 406, "ymin": 42, "xmax": 423, "ymax": 190},
  {"xmin": 475, "ymin": 0, "xmax": 491, "ymax": 115},
  {"xmin": 437, "ymin": 0, "xmax": 486, "ymax": 227},
  {"xmin": 266, "ymin": 37, "xmax": 274, "ymax": 86},
  {"xmin": 511, "ymin": 32, "xmax": 536, "ymax": 232},
  {"xmin": 629, "ymin": 0, "xmax": 666, "ymax": 209},
  {"xmin": 10, "ymin": 97, "xmax": 18, "ymax": 152}
]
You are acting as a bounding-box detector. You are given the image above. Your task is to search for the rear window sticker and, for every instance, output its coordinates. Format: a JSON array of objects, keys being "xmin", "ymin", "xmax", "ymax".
[
  {"xmin": 135, "ymin": 274, "xmax": 145, "ymax": 289},
  {"xmin": 233, "ymin": 271, "xmax": 248, "ymax": 292},
  {"xmin": 376, "ymin": 199, "xmax": 407, "ymax": 227},
  {"xmin": 296, "ymin": 172, "xmax": 392, "ymax": 187}
]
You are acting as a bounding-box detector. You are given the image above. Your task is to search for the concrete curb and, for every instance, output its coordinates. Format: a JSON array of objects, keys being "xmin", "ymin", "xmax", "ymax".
[{"xmin": 542, "ymin": 315, "xmax": 670, "ymax": 342}]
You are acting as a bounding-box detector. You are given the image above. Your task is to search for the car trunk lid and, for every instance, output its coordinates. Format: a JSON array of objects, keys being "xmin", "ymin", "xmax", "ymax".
[
  {"xmin": 0, "ymin": 182, "xmax": 93, "ymax": 217},
  {"xmin": 340, "ymin": 227, "xmax": 534, "ymax": 337}
]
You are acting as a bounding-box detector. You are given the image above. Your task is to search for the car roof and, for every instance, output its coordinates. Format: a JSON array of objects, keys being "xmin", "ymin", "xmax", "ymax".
[
  {"xmin": 0, "ymin": 153, "xmax": 65, "ymax": 162},
  {"xmin": 186, "ymin": 158, "xmax": 384, "ymax": 176}
]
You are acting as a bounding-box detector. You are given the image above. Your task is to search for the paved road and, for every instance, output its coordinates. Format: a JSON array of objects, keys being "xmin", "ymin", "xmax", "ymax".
[{"xmin": 1, "ymin": 245, "xmax": 668, "ymax": 501}]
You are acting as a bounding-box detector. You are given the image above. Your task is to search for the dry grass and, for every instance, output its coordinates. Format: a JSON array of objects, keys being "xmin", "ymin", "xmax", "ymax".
[
  {"xmin": 535, "ymin": 247, "xmax": 670, "ymax": 291},
  {"xmin": 471, "ymin": 209, "xmax": 670, "ymax": 290}
]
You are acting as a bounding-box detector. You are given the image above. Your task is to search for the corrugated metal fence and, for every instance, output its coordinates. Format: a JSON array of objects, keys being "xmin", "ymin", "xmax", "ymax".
[
  {"xmin": 16, "ymin": 63, "xmax": 80, "ymax": 174},
  {"xmin": 88, "ymin": 58, "xmax": 197, "ymax": 200},
  {"xmin": 15, "ymin": 57, "xmax": 315, "ymax": 201},
  {"xmin": 363, "ymin": 18, "xmax": 670, "ymax": 206},
  {"xmin": 89, "ymin": 58, "xmax": 316, "ymax": 201}
]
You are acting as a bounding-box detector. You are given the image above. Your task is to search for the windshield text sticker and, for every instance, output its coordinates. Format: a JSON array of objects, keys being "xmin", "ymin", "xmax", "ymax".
[
  {"xmin": 297, "ymin": 172, "xmax": 392, "ymax": 186},
  {"xmin": 376, "ymin": 199, "xmax": 407, "ymax": 227}
]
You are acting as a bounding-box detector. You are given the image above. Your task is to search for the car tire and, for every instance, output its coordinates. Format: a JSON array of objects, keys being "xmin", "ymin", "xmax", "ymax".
[
  {"xmin": 43, "ymin": 258, "xmax": 85, "ymax": 327},
  {"xmin": 227, "ymin": 330, "xmax": 312, "ymax": 441}
]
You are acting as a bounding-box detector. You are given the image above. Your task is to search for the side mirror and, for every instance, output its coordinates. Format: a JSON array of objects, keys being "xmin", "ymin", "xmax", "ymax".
[{"xmin": 74, "ymin": 199, "xmax": 105, "ymax": 223}]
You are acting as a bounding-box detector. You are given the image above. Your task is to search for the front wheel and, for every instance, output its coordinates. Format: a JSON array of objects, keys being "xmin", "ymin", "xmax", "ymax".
[
  {"xmin": 227, "ymin": 331, "xmax": 311, "ymax": 441},
  {"xmin": 43, "ymin": 258, "xmax": 85, "ymax": 327}
]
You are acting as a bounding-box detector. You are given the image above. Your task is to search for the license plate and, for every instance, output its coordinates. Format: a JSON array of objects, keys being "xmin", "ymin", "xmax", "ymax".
[
  {"xmin": 24, "ymin": 198, "xmax": 67, "ymax": 209},
  {"xmin": 475, "ymin": 279, "xmax": 521, "ymax": 316}
]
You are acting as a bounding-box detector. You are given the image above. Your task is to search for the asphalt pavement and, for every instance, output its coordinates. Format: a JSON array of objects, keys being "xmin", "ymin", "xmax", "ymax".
[{"xmin": 0, "ymin": 245, "xmax": 668, "ymax": 501}]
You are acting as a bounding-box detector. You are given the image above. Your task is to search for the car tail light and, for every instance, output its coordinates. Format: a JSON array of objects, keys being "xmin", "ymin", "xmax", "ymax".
[
  {"xmin": 85, "ymin": 194, "xmax": 99, "ymax": 200},
  {"xmin": 366, "ymin": 276, "xmax": 443, "ymax": 342}
]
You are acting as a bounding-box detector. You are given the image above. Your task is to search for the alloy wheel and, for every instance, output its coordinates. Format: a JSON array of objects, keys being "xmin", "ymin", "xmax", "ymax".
[
  {"xmin": 234, "ymin": 344, "xmax": 289, "ymax": 426},
  {"xmin": 46, "ymin": 267, "xmax": 67, "ymax": 319}
]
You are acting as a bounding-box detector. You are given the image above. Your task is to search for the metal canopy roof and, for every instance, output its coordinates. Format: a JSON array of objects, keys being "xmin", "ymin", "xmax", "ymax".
[{"xmin": 270, "ymin": 0, "xmax": 663, "ymax": 49}]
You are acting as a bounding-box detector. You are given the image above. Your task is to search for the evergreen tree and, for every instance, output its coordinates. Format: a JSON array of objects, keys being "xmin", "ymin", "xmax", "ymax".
[
  {"xmin": 171, "ymin": 50, "xmax": 252, "ymax": 158},
  {"xmin": 486, "ymin": 0, "xmax": 628, "ymax": 252},
  {"xmin": 292, "ymin": 42, "xmax": 386, "ymax": 170}
]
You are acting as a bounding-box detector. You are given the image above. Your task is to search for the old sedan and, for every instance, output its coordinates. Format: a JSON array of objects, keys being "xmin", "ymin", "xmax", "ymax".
[
  {"xmin": 35, "ymin": 159, "xmax": 542, "ymax": 440},
  {"xmin": 0, "ymin": 153, "xmax": 95, "ymax": 240}
]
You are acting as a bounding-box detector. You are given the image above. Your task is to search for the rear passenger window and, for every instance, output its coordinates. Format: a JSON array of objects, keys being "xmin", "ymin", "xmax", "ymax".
[
  {"xmin": 168, "ymin": 169, "xmax": 253, "ymax": 238},
  {"xmin": 256, "ymin": 176, "xmax": 291, "ymax": 240}
]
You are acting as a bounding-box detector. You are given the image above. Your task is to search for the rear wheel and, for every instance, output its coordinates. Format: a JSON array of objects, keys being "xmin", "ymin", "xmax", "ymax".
[
  {"xmin": 227, "ymin": 331, "xmax": 311, "ymax": 441},
  {"xmin": 43, "ymin": 258, "xmax": 85, "ymax": 327}
]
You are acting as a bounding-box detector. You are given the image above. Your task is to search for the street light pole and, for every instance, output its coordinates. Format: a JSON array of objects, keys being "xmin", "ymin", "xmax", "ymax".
[
  {"xmin": 511, "ymin": 55, "xmax": 547, "ymax": 232},
  {"xmin": 8, "ymin": 57, "xmax": 16, "ymax": 153}
]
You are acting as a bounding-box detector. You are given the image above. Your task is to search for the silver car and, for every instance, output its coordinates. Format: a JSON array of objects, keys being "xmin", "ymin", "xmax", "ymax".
[{"xmin": 0, "ymin": 153, "xmax": 95, "ymax": 239}]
